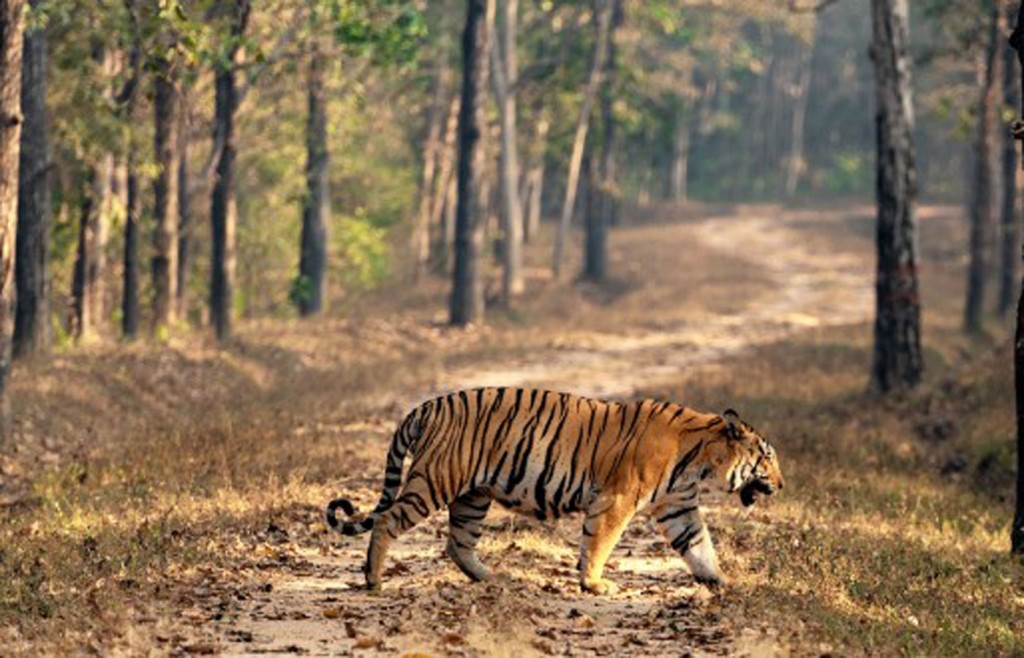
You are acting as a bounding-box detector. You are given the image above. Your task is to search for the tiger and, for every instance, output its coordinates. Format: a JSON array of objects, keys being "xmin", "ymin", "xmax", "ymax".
[{"xmin": 325, "ymin": 387, "xmax": 784, "ymax": 594}]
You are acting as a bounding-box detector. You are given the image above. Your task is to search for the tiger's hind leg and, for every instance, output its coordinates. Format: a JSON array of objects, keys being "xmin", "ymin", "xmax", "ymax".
[
  {"xmin": 578, "ymin": 491, "xmax": 636, "ymax": 595},
  {"xmin": 364, "ymin": 478, "xmax": 444, "ymax": 590},
  {"xmin": 445, "ymin": 490, "xmax": 492, "ymax": 582}
]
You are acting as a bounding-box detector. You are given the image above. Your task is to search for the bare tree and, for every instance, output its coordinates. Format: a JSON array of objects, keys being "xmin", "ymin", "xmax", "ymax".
[
  {"xmin": 785, "ymin": 32, "xmax": 814, "ymax": 199},
  {"xmin": 412, "ymin": 56, "xmax": 448, "ymax": 282},
  {"xmin": 868, "ymin": 0, "xmax": 922, "ymax": 392},
  {"xmin": 521, "ymin": 110, "xmax": 548, "ymax": 243},
  {"xmin": 210, "ymin": 0, "xmax": 251, "ymax": 341},
  {"xmin": 1001, "ymin": 1, "xmax": 1021, "ymax": 318},
  {"xmin": 450, "ymin": 0, "xmax": 494, "ymax": 326},
  {"xmin": 491, "ymin": 0, "xmax": 524, "ymax": 299},
  {"xmin": 1007, "ymin": 0, "xmax": 1024, "ymax": 556},
  {"xmin": 297, "ymin": 39, "xmax": 329, "ymax": 317},
  {"xmin": 121, "ymin": 4, "xmax": 142, "ymax": 339},
  {"xmin": 584, "ymin": 0, "xmax": 623, "ymax": 282},
  {"xmin": 0, "ymin": 0, "xmax": 24, "ymax": 432},
  {"xmin": 176, "ymin": 94, "xmax": 192, "ymax": 320},
  {"xmin": 966, "ymin": 2, "xmax": 1002, "ymax": 333},
  {"xmin": 552, "ymin": 0, "xmax": 612, "ymax": 278},
  {"xmin": 152, "ymin": 55, "xmax": 180, "ymax": 334},
  {"xmin": 14, "ymin": 0, "xmax": 50, "ymax": 359}
]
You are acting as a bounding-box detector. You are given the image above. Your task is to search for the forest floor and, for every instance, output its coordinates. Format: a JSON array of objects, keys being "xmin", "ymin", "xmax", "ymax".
[{"xmin": 1, "ymin": 202, "xmax": 1022, "ymax": 656}]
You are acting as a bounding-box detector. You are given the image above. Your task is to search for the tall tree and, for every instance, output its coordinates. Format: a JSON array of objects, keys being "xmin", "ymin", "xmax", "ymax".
[
  {"xmin": 868, "ymin": 0, "xmax": 922, "ymax": 392},
  {"xmin": 210, "ymin": 0, "xmax": 250, "ymax": 341},
  {"xmin": 490, "ymin": 0, "xmax": 523, "ymax": 299},
  {"xmin": 412, "ymin": 54, "xmax": 448, "ymax": 282},
  {"xmin": 521, "ymin": 110, "xmax": 548, "ymax": 243},
  {"xmin": 176, "ymin": 94, "xmax": 192, "ymax": 320},
  {"xmin": 14, "ymin": 0, "xmax": 50, "ymax": 359},
  {"xmin": 966, "ymin": 2, "xmax": 1002, "ymax": 333},
  {"xmin": 152, "ymin": 54, "xmax": 179, "ymax": 334},
  {"xmin": 1001, "ymin": 1, "xmax": 1020, "ymax": 318},
  {"xmin": 429, "ymin": 94, "xmax": 460, "ymax": 272},
  {"xmin": 297, "ymin": 38, "xmax": 329, "ymax": 317},
  {"xmin": 121, "ymin": 4, "xmax": 142, "ymax": 339},
  {"xmin": 450, "ymin": 0, "xmax": 494, "ymax": 326},
  {"xmin": 584, "ymin": 0, "xmax": 623, "ymax": 282},
  {"xmin": 785, "ymin": 31, "xmax": 814, "ymax": 199},
  {"xmin": 552, "ymin": 0, "xmax": 612, "ymax": 278},
  {"xmin": 1007, "ymin": 0, "xmax": 1024, "ymax": 556},
  {"xmin": 72, "ymin": 48, "xmax": 116, "ymax": 341},
  {"xmin": 0, "ymin": 0, "xmax": 24, "ymax": 432}
]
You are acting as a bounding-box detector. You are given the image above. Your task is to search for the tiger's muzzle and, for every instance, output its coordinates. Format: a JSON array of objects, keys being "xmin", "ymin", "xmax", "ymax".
[{"xmin": 739, "ymin": 478, "xmax": 778, "ymax": 507}]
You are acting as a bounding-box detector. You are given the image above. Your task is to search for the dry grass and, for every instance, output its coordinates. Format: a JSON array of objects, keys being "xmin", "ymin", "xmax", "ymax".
[{"xmin": 0, "ymin": 202, "xmax": 1021, "ymax": 655}]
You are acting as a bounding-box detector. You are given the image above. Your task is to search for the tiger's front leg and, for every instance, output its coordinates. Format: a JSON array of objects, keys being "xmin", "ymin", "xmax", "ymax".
[{"xmin": 653, "ymin": 490, "xmax": 726, "ymax": 587}]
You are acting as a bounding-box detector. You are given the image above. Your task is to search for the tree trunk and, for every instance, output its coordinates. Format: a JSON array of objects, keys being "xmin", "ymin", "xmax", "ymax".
[
  {"xmin": 412, "ymin": 57, "xmax": 448, "ymax": 282},
  {"xmin": 123, "ymin": 140, "xmax": 141, "ymax": 339},
  {"xmin": 1001, "ymin": 3, "xmax": 1020, "ymax": 318},
  {"xmin": 670, "ymin": 106, "xmax": 689, "ymax": 202},
  {"xmin": 428, "ymin": 95, "xmax": 461, "ymax": 274},
  {"xmin": 552, "ymin": 0, "xmax": 612, "ymax": 277},
  {"xmin": 151, "ymin": 58, "xmax": 179, "ymax": 334},
  {"xmin": 14, "ymin": 6, "xmax": 49, "ymax": 359},
  {"xmin": 868, "ymin": 0, "xmax": 922, "ymax": 393},
  {"xmin": 297, "ymin": 42, "xmax": 329, "ymax": 317},
  {"xmin": 491, "ymin": 0, "xmax": 523, "ymax": 300},
  {"xmin": 584, "ymin": 0, "xmax": 622, "ymax": 282},
  {"xmin": 176, "ymin": 98, "xmax": 191, "ymax": 320},
  {"xmin": 0, "ymin": 0, "xmax": 24, "ymax": 434},
  {"xmin": 450, "ymin": 0, "xmax": 494, "ymax": 326},
  {"xmin": 785, "ymin": 34, "xmax": 814, "ymax": 200},
  {"xmin": 1007, "ymin": 0, "xmax": 1024, "ymax": 557},
  {"xmin": 210, "ymin": 0, "xmax": 250, "ymax": 341},
  {"xmin": 521, "ymin": 109, "xmax": 548, "ymax": 244},
  {"xmin": 966, "ymin": 4, "xmax": 1001, "ymax": 333}
]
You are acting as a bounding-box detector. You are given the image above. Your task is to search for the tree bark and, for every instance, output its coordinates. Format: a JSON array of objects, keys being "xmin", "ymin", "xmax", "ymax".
[
  {"xmin": 785, "ymin": 34, "xmax": 814, "ymax": 200},
  {"xmin": 868, "ymin": 0, "xmax": 923, "ymax": 393},
  {"xmin": 297, "ymin": 41, "xmax": 329, "ymax": 317},
  {"xmin": 210, "ymin": 0, "xmax": 250, "ymax": 341},
  {"xmin": 583, "ymin": 0, "xmax": 622, "ymax": 283},
  {"xmin": 14, "ymin": 5, "xmax": 49, "ymax": 359},
  {"xmin": 669, "ymin": 106, "xmax": 690, "ymax": 202},
  {"xmin": 0, "ymin": 0, "xmax": 23, "ymax": 434},
  {"xmin": 552, "ymin": 0, "xmax": 612, "ymax": 278},
  {"xmin": 412, "ymin": 57, "xmax": 448, "ymax": 282},
  {"xmin": 123, "ymin": 140, "xmax": 141, "ymax": 339},
  {"xmin": 151, "ymin": 58, "xmax": 179, "ymax": 334},
  {"xmin": 966, "ymin": 4, "xmax": 1002, "ymax": 333},
  {"xmin": 491, "ymin": 0, "xmax": 524, "ymax": 300},
  {"xmin": 1001, "ymin": 3, "xmax": 1020, "ymax": 318},
  {"xmin": 176, "ymin": 97, "xmax": 191, "ymax": 320},
  {"xmin": 521, "ymin": 113, "xmax": 548, "ymax": 243},
  {"xmin": 428, "ymin": 95, "xmax": 461, "ymax": 274},
  {"xmin": 1007, "ymin": 0, "xmax": 1024, "ymax": 557},
  {"xmin": 450, "ymin": 0, "xmax": 494, "ymax": 326}
]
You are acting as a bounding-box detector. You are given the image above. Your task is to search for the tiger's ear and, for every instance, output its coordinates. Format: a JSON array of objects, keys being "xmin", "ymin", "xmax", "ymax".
[{"xmin": 722, "ymin": 409, "xmax": 741, "ymax": 439}]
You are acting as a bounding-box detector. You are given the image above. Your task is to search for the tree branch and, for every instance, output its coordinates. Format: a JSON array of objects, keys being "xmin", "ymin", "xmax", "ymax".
[{"xmin": 787, "ymin": 0, "xmax": 843, "ymax": 14}]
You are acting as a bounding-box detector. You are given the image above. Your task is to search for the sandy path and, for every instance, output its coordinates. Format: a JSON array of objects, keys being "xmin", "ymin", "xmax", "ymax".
[{"xmin": 194, "ymin": 209, "xmax": 872, "ymax": 657}]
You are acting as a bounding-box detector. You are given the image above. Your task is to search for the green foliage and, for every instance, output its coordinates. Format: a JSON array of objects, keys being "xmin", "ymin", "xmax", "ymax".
[{"xmin": 334, "ymin": 213, "xmax": 390, "ymax": 289}]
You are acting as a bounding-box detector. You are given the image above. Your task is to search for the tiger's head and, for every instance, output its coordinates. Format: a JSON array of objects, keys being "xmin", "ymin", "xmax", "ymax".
[{"xmin": 710, "ymin": 409, "xmax": 784, "ymax": 507}]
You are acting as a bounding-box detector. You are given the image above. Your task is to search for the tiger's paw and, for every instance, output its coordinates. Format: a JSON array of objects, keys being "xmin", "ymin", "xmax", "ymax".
[
  {"xmin": 581, "ymin": 578, "xmax": 620, "ymax": 596},
  {"xmin": 693, "ymin": 572, "xmax": 728, "ymax": 590}
]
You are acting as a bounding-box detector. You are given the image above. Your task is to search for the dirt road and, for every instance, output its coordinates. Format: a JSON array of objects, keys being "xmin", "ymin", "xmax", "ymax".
[{"xmin": 164, "ymin": 206, "xmax": 875, "ymax": 657}]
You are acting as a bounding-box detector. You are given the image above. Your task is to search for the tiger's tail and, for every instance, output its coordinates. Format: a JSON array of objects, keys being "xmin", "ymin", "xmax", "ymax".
[{"xmin": 325, "ymin": 403, "xmax": 428, "ymax": 536}]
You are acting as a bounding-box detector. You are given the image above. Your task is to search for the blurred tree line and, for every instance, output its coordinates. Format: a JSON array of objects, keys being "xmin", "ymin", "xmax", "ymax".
[{"xmin": 0, "ymin": 0, "xmax": 1022, "ymax": 547}]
